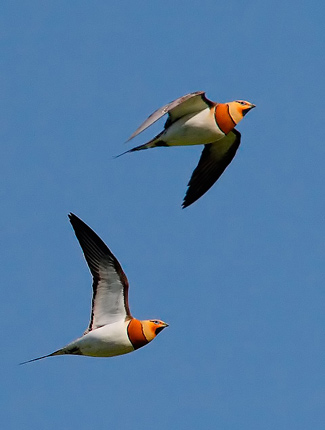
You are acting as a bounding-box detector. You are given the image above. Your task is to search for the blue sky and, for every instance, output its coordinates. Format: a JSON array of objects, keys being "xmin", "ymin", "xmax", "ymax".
[{"xmin": 1, "ymin": 1, "xmax": 325, "ymax": 429}]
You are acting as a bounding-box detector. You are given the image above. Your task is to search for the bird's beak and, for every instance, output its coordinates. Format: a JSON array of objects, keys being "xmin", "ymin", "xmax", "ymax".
[
  {"xmin": 155, "ymin": 323, "xmax": 169, "ymax": 335},
  {"xmin": 242, "ymin": 104, "xmax": 256, "ymax": 116}
]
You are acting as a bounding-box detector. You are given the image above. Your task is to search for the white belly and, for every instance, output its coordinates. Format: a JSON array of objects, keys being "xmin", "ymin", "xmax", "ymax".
[
  {"xmin": 162, "ymin": 108, "xmax": 224, "ymax": 146},
  {"xmin": 71, "ymin": 320, "xmax": 133, "ymax": 357}
]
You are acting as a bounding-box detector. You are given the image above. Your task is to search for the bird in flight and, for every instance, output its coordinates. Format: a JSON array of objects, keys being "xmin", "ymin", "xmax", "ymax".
[
  {"xmin": 121, "ymin": 91, "xmax": 255, "ymax": 208},
  {"xmin": 21, "ymin": 213, "xmax": 168, "ymax": 364}
]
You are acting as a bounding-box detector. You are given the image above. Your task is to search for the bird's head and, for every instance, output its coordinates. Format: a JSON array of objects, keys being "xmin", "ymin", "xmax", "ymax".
[
  {"xmin": 228, "ymin": 100, "xmax": 256, "ymax": 124},
  {"xmin": 141, "ymin": 319, "xmax": 169, "ymax": 341}
]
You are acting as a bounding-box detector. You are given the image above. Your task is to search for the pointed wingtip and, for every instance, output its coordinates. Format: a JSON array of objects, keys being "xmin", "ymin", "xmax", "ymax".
[
  {"xmin": 68, "ymin": 212, "xmax": 80, "ymax": 225},
  {"xmin": 181, "ymin": 198, "xmax": 191, "ymax": 209},
  {"xmin": 125, "ymin": 135, "xmax": 134, "ymax": 143}
]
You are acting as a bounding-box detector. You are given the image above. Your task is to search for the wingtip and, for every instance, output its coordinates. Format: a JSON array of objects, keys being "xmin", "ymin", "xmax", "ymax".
[
  {"xmin": 125, "ymin": 135, "xmax": 134, "ymax": 143},
  {"xmin": 126, "ymin": 126, "xmax": 144, "ymax": 142},
  {"xmin": 182, "ymin": 196, "xmax": 197, "ymax": 209},
  {"xmin": 68, "ymin": 213, "xmax": 85, "ymax": 230},
  {"xmin": 68, "ymin": 212, "xmax": 78, "ymax": 223},
  {"xmin": 181, "ymin": 194, "xmax": 192, "ymax": 209},
  {"xmin": 181, "ymin": 200, "xmax": 190, "ymax": 209}
]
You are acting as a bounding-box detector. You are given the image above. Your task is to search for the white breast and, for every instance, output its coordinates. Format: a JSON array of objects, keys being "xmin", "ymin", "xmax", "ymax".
[
  {"xmin": 73, "ymin": 320, "xmax": 133, "ymax": 357},
  {"xmin": 162, "ymin": 108, "xmax": 224, "ymax": 146}
]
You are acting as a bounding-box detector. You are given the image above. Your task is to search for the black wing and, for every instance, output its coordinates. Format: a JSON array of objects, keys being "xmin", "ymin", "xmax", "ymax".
[{"xmin": 182, "ymin": 130, "xmax": 241, "ymax": 208}]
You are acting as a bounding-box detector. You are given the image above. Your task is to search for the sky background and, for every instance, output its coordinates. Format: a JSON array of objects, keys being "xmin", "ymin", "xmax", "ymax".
[{"xmin": 1, "ymin": 1, "xmax": 325, "ymax": 429}]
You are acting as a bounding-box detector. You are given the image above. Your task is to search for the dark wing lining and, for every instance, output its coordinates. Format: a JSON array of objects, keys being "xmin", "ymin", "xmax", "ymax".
[
  {"xmin": 182, "ymin": 130, "xmax": 241, "ymax": 208},
  {"xmin": 68, "ymin": 213, "xmax": 131, "ymax": 332},
  {"xmin": 127, "ymin": 91, "xmax": 213, "ymax": 141}
]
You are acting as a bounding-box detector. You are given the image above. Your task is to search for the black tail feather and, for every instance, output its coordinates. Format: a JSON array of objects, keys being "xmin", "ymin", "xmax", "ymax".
[
  {"xmin": 19, "ymin": 350, "xmax": 60, "ymax": 365},
  {"xmin": 114, "ymin": 143, "xmax": 150, "ymax": 159}
]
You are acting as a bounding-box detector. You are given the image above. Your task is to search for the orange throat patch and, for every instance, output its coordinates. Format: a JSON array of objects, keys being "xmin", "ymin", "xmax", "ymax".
[
  {"xmin": 127, "ymin": 319, "xmax": 149, "ymax": 350},
  {"xmin": 214, "ymin": 103, "xmax": 236, "ymax": 135}
]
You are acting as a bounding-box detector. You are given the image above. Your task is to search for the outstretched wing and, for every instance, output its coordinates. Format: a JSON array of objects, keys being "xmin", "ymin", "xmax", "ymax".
[
  {"xmin": 69, "ymin": 213, "xmax": 131, "ymax": 333},
  {"xmin": 182, "ymin": 130, "xmax": 241, "ymax": 208},
  {"xmin": 127, "ymin": 91, "xmax": 214, "ymax": 141}
]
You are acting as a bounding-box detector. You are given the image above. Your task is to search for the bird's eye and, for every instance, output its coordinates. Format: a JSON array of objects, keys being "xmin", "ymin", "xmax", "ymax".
[
  {"xmin": 236, "ymin": 100, "xmax": 246, "ymax": 105},
  {"xmin": 152, "ymin": 320, "xmax": 160, "ymax": 325}
]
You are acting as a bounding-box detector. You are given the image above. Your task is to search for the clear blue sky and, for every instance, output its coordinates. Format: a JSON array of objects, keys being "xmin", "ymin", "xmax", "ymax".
[{"xmin": 1, "ymin": 1, "xmax": 324, "ymax": 429}]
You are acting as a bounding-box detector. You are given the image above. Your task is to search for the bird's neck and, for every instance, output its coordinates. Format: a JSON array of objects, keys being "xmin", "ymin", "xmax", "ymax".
[{"xmin": 214, "ymin": 103, "xmax": 236, "ymax": 134}]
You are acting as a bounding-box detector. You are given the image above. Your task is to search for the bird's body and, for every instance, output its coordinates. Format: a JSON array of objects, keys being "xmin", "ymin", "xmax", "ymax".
[
  {"xmin": 48, "ymin": 318, "xmax": 158, "ymax": 358},
  {"xmin": 123, "ymin": 91, "xmax": 255, "ymax": 207},
  {"xmin": 148, "ymin": 107, "xmax": 224, "ymax": 147},
  {"xmin": 55, "ymin": 320, "xmax": 134, "ymax": 358},
  {"xmin": 21, "ymin": 214, "xmax": 168, "ymax": 364}
]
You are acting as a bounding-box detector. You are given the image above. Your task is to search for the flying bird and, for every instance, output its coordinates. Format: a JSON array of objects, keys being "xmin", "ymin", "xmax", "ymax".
[
  {"xmin": 21, "ymin": 213, "xmax": 168, "ymax": 364},
  {"xmin": 121, "ymin": 91, "xmax": 255, "ymax": 208}
]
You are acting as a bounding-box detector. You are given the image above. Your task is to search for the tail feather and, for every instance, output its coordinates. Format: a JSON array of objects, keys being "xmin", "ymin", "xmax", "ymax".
[
  {"xmin": 19, "ymin": 349, "xmax": 63, "ymax": 365},
  {"xmin": 115, "ymin": 132, "xmax": 166, "ymax": 158},
  {"xmin": 114, "ymin": 143, "xmax": 151, "ymax": 159}
]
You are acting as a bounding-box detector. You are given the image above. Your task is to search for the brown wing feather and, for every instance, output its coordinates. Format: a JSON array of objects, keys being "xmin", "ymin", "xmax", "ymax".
[{"xmin": 127, "ymin": 91, "xmax": 214, "ymax": 141}]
